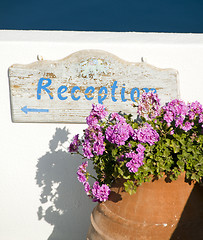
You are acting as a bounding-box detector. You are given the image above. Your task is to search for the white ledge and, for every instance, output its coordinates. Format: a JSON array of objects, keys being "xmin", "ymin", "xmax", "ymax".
[{"xmin": 0, "ymin": 30, "xmax": 203, "ymax": 45}]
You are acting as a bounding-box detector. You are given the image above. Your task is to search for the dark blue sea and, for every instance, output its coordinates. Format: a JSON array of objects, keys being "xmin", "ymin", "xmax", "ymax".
[{"xmin": 0, "ymin": 0, "xmax": 202, "ymax": 32}]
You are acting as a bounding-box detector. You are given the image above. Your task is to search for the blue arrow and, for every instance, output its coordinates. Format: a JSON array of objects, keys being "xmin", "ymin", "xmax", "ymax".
[{"xmin": 21, "ymin": 106, "xmax": 49, "ymax": 114}]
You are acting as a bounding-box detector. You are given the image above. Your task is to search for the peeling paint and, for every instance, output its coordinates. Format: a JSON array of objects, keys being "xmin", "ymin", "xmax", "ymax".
[{"xmin": 8, "ymin": 49, "xmax": 179, "ymax": 123}]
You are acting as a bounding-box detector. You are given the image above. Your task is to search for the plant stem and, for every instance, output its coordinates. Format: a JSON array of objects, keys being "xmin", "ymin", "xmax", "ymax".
[
  {"xmin": 89, "ymin": 174, "xmax": 98, "ymax": 181},
  {"xmin": 76, "ymin": 151, "xmax": 85, "ymax": 158}
]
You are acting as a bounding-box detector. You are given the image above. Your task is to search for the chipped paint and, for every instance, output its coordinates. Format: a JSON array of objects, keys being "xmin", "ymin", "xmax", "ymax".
[{"xmin": 8, "ymin": 49, "xmax": 179, "ymax": 123}]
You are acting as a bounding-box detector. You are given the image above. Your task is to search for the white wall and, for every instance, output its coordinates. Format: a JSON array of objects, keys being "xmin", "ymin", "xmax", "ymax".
[{"xmin": 0, "ymin": 30, "xmax": 203, "ymax": 240}]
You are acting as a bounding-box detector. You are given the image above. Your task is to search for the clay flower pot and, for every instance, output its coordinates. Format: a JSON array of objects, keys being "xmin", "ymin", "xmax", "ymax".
[{"xmin": 87, "ymin": 173, "xmax": 203, "ymax": 240}]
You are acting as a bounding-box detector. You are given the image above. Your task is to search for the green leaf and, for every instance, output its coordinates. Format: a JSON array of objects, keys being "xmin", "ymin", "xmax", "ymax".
[
  {"xmin": 124, "ymin": 180, "xmax": 137, "ymax": 195},
  {"xmin": 111, "ymin": 148, "xmax": 118, "ymax": 157},
  {"xmin": 177, "ymin": 159, "xmax": 185, "ymax": 171},
  {"xmin": 118, "ymin": 167, "xmax": 124, "ymax": 176},
  {"xmin": 170, "ymin": 140, "xmax": 180, "ymax": 153}
]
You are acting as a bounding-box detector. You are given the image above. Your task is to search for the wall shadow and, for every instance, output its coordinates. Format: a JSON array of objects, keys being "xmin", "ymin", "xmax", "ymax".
[
  {"xmin": 170, "ymin": 184, "xmax": 203, "ymax": 240},
  {"xmin": 36, "ymin": 127, "xmax": 96, "ymax": 240}
]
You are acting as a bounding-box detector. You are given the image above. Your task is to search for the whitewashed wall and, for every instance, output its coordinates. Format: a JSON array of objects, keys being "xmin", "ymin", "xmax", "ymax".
[{"xmin": 0, "ymin": 30, "xmax": 203, "ymax": 240}]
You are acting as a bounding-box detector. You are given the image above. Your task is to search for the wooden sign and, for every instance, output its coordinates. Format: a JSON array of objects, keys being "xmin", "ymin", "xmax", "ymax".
[{"xmin": 8, "ymin": 50, "xmax": 179, "ymax": 123}]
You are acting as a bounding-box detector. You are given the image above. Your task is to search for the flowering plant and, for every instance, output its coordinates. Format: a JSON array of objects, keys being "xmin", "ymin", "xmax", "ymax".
[{"xmin": 69, "ymin": 92, "xmax": 203, "ymax": 202}]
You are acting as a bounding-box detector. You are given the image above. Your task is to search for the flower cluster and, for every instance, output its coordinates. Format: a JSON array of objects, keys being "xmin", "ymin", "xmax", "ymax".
[
  {"xmin": 69, "ymin": 93, "xmax": 203, "ymax": 202},
  {"xmin": 125, "ymin": 144, "xmax": 145, "ymax": 173},
  {"xmin": 86, "ymin": 104, "xmax": 108, "ymax": 125},
  {"xmin": 133, "ymin": 123, "xmax": 159, "ymax": 145},
  {"xmin": 162, "ymin": 99, "xmax": 203, "ymax": 132},
  {"xmin": 137, "ymin": 91, "xmax": 161, "ymax": 120},
  {"xmin": 105, "ymin": 115, "xmax": 134, "ymax": 146},
  {"xmin": 77, "ymin": 161, "xmax": 88, "ymax": 183},
  {"xmin": 188, "ymin": 101, "xmax": 203, "ymax": 127},
  {"xmin": 82, "ymin": 124, "xmax": 105, "ymax": 159},
  {"xmin": 82, "ymin": 104, "xmax": 107, "ymax": 159},
  {"xmin": 91, "ymin": 182, "xmax": 110, "ymax": 202},
  {"xmin": 77, "ymin": 161, "xmax": 110, "ymax": 202},
  {"xmin": 68, "ymin": 134, "xmax": 80, "ymax": 152}
]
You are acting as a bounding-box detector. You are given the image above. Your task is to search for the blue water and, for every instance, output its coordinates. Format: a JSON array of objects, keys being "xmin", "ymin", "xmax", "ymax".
[{"xmin": 0, "ymin": 0, "xmax": 202, "ymax": 32}]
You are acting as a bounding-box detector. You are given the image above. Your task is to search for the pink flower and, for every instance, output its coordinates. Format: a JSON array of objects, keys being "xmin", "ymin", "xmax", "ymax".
[
  {"xmin": 68, "ymin": 134, "xmax": 81, "ymax": 152},
  {"xmin": 133, "ymin": 123, "xmax": 159, "ymax": 146},
  {"xmin": 86, "ymin": 104, "xmax": 108, "ymax": 126},
  {"xmin": 77, "ymin": 161, "xmax": 88, "ymax": 183},
  {"xmin": 137, "ymin": 92, "xmax": 161, "ymax": 120},
  {"xmin": 92, "ymin": 181, "xmax": 110, "ymax": 202},
  {"xmin": 125, "ymin": 150, "xmax": 144, "ymax": 173},
  {"xmin": 105, "ymin": 122, "xmax": 133, "ymax": 146}
]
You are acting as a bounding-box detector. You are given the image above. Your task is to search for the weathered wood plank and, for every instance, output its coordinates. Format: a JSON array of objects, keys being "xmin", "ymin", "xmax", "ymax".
[{"xmin": 8, "ymin": 50, "xmax": 179, "ymax": 123}]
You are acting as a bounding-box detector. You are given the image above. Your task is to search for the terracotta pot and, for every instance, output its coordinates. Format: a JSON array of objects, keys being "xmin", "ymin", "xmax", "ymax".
[{"xmin": 87, "ymin": 173, "xmax": 203, "ymax": 240}]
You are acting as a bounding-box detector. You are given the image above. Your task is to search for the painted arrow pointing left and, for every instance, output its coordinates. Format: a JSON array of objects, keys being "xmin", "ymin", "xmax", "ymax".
[{"xmin": 21, "ymin": 106, "xmax": 49, "ymax": 114}]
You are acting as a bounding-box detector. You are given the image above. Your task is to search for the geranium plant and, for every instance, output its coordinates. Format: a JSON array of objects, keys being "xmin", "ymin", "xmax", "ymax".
[{"xmin": 68, "ymin": 92, "xmax": 203, "ymax": 202}]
